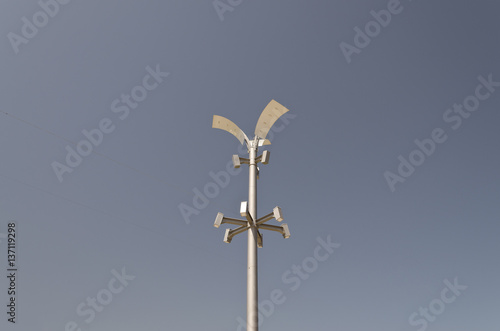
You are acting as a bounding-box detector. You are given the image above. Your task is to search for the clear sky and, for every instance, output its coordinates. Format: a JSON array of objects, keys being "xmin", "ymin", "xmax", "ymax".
[{"xmin": 0, "ymin": 0, "xmax": 499, "ymax": 330}]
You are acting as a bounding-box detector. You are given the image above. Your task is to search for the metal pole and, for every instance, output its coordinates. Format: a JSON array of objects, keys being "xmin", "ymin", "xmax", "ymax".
[
  {"xmin": 212, "ymin": 101, "xmax": 291, "ymax": 330},
  {"xmin": 247, "ymin": 139, "xmax": 259, "ymax": 331}
]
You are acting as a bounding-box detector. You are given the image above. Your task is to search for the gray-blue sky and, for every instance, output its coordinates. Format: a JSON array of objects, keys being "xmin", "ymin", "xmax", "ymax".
[{"xmin": 0, "ymin": 0, "xmax": 499, "ymax": 330}]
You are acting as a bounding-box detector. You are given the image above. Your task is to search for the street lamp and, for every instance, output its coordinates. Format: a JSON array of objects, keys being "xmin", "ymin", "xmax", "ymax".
[{"xmin": 212, "ymin": 99, "xmax": 291, "ymax": 331}]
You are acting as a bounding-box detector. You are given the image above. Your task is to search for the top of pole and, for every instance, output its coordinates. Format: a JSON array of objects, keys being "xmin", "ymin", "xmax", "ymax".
[
  {"xmin": 212, "ymin": 99, "xmax": 289, "ymax": 148},
  {"xmin": 254, "ymin": 100, "xmax": 289, "ymax": 140},
  {"xmin": 212, "ymin": 115, "xmax": 249, "ymax": 145}
]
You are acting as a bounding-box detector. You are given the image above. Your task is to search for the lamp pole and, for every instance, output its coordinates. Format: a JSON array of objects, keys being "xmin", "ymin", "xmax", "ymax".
[
  {"xmin": 212, "ymin": 100, "xmax": 292, "ymax": 331},
  {"xmin": 247, "ymin": 138, "xmax": 259, "ymax": 330}
]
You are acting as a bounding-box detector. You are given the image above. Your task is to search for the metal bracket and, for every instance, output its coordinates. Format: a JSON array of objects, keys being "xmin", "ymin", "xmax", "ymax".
[
  {"xmin": 255, "ymin": 150, "xmax": 270, "ymax": 165},
  {"xmin": 215, "ymin": 202, "xmax": 289, "ymax": 247},
  {"xmin": 232, "ymin": 155, "xmax": 250, "ymax": 169}
]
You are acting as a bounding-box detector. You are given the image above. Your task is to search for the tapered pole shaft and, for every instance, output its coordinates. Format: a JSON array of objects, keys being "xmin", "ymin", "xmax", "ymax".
[{"xmin": 247, "ymin": 141, "xmax": 259, "ymax": 331}]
